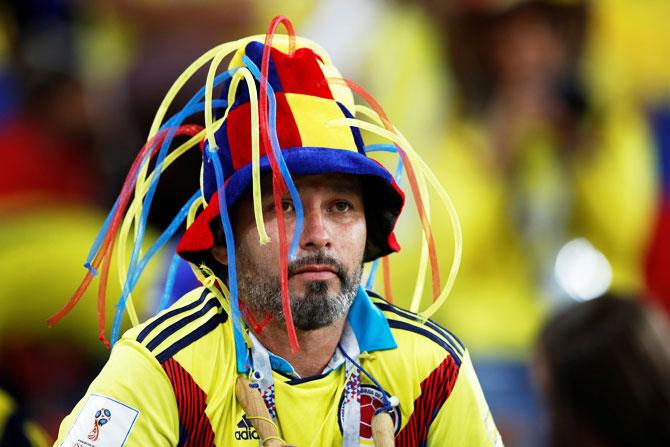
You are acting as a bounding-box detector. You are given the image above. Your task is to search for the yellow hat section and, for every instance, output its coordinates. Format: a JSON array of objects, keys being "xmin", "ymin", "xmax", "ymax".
[{"xmin": 285, "ymin": 93, "xmax": 358, "ymax": 152}]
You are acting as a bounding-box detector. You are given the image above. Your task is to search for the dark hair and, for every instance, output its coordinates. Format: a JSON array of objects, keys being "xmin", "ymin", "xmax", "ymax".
[{"xmin": 537, "ymin": 294, "xmax": 670, "ymax": 447}]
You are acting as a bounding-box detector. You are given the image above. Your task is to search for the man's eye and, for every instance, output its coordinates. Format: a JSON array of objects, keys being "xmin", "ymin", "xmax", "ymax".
[
  {"xmin": 333, "ymin": 201, "xmax": 351, "ymax": 212},
  {"xmin": 281, "ymin": 201, "xmax": 294, "ymax": 213}
]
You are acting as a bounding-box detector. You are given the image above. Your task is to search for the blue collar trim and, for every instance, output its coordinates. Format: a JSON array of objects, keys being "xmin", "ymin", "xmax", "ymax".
[{"xmin": 347, "ymin": 286, "xmax": 397, "ymax": 353}]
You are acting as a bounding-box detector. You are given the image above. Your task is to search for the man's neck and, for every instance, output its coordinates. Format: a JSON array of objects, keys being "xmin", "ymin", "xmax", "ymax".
[{"xmin": 251, "ymin": 316, "xmax": 347, "ymax": 378}]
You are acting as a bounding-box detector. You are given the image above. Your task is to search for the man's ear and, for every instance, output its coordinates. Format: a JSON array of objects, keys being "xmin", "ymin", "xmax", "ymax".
[{"xmin": 211, "ymin": 245, "xmax": 228, "ymax": 266}]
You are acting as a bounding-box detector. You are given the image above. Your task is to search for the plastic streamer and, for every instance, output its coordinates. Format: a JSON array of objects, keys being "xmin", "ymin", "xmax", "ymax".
[
  {"xmin": 241, "ymin": 55, "xmax": 305, "ymax": 258},
  {"xmin": 104, "ymin": 124, "xmax": 204, "ymax": 344},
  {"xmin": 213, "ymin": 66, "xmax": 270, "ymax": 245},
  {"xmin": 109, "ymin": 126, "xmax": 202, "ymax": 336},
  {"xmin": 49, "ymin": 49, "xmax": 239, "ymax": 342},
  {"xmin": 366, "ymin": 133, "xmax": 434, "ymax": 312},
  {"xmin": 116, "ymin": 100, "xmax": 228, "ymax": 329},
  {"xmin": 111, "ymin": 121, "xmax": 212, "ymax": 326},
  {"xmin": 325, "ymin": 94, "xmax": 463, "ymax": 318},
  {"xmin": 49, "ymin": 73, "xmax": 230, "ymax": 343},
  {"xmin": 116, "ymin": 79, "xmax": 233, "ymax": 306},
  {"xmin": 114, "ymin": 69, "xmax": 233, "ymax": 332},
  {"xmin": 409, "ymin": 170, "xmax": 432, "ymax": 312},
  {"xmin": 362, "ymin": 144, "xmax": 405, "ymax": 295},
  {"xmin": 118, "ymin": 100, "xmax": 226, "ymax": 330},
  {"xmin": 82, "ymin": 72, "xmax": 231, "ymax": 279},
  {"xmin": 118, "ymin": 97, "xmax": 229, "ymax": 302},
  {"xmin": 206, "ymin": 143, "xmax": 248, "ymax": 363},
  {"xmin": 364, "ymin": 260, "xmax": 379, "ymax": 291},
  {"xmin": 110, "ymin": 191, "xmax": 199, "ymax": 343},
  {"xmin": 47, "ymin": 126, "xmax": 196, "ymax": 338},
  {"xmin": 258, "ymin": 16, "xmax": 301, "ymax": 353},
  {"xmin": 344, "ymin": 116, "xmax": 462, "ymax": 317},
  {"xmin": 157, "ymin": 251, "xmax": 182, "ymax": 313},
  {"xmin": 332, "ymin": 79, "xmax": 441, "ymax": 301},
  {"xmin": 184, "ymin": 196, "xmax": 210, "ymax": 284},
  {"xmin": 83, "ymin": 196, "xmax": 119, "ymax": 276},
  {"xmin": 382, "ymin": 257, "xmax": 394, "ymax": 303}
]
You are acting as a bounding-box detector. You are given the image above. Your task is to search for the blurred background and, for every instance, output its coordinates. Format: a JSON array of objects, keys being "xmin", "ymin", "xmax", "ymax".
[{"xmin": 0, "ymin": 0, "xmax": 668, "ymax": 445}]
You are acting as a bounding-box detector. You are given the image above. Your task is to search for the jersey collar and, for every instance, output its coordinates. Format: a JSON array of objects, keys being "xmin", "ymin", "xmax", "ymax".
[{"xmin": 237, "ymin": 286, "xmax": 397, "ymax": 375}]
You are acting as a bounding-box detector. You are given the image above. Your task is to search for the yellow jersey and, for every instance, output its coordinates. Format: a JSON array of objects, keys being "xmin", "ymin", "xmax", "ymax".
[{"xmin": 55, "ymin": 287, "xmax": 501, "ymax": 446}]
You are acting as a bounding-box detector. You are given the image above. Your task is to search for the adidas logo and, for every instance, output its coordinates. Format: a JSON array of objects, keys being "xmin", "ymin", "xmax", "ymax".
[{"xmin": 235, "ymin": 415, "xmax": 259, "ymax": 441}]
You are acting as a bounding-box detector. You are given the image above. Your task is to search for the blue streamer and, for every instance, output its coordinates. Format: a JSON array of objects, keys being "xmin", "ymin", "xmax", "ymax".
[
  {"xmin": 364, "ymin": 143, "xmax": 398, "ymax": 154},
  {"xmin": 365, "ymin": 260, "xmax": 380, "ymax": 290},
  {"xmin": 110, "ymin": 100, "xmax": 228, "ymax": 344},
  {"xmin": 83, "ymin": 69, "xmax": 235, "ymax": 278},
  {"xmin": 206, "ymin": 144, "xmax": 247, "ymax": 363},
  {"xmin": 111, "ymin": 191, "xmax": 200, "ymax": 343},
  {"xmin": 111, "ymin": 74, "xmax": 234, "ymax": 344},
  {"xmin": 363, "ymin": 145, "xmax": 404, "ymax": 290},
  {"xmin": 242, "ymin": 55, "xmax": 304, "ymax": 260},
  {"xmin": 157, "ymin": 251, "xmax": 183, "ymax": 314},
  {"xmin": 84, "ymin": 196, "xmax": 120, "ymax": 275}
]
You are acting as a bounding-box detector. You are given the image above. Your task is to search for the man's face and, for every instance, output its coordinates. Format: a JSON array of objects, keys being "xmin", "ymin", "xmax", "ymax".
[{"xmin": 222, "ymin": 173, "xmax": 367, "ymax": 331}]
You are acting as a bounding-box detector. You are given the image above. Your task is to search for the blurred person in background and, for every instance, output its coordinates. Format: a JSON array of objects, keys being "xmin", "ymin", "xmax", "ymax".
[
  {"xmin": 356, "ymin": 0, "xmax": 665, "ymax": 445},
  {"xmin": 0, "ymin": 0, "xmax": 108, "ymax": 440},
  {"xmin": 0, "ymin": 0, "xmax": 255, "ymax": 439},
  {"xmin": 534, "ymin": 294, "xmax": 670, "ymax": 447}
]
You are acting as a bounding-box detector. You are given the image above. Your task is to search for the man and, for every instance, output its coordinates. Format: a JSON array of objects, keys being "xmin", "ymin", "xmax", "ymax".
[{"xmin": 54, "ymin": 19, "xmax": 502, "ymax": 446}]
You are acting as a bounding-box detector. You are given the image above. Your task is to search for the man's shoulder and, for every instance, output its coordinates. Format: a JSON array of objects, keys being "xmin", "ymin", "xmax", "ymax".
[
  {"xmin": 367, "ymin": 290, "xmax": 466, "ymax": 367},
  {"xmin": 122, "ymin": 287, "xmax": 230, "ymax": 364}
]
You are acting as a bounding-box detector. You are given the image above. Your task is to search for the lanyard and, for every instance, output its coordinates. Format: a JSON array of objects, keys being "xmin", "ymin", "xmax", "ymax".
[{"xmin": 247, "ymin": 324, "xmax": 362, "ymax": 446}]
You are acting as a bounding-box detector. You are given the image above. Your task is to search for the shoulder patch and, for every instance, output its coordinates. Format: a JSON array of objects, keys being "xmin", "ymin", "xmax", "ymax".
[{"xmin": 59, "ymin": 394, "xmax": 139, "ymax": 447}]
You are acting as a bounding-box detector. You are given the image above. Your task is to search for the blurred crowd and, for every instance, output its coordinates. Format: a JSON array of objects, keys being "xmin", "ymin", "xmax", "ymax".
[{"xmin": 0, "ymin": 0, "xmax": 668, "ymax": 445}]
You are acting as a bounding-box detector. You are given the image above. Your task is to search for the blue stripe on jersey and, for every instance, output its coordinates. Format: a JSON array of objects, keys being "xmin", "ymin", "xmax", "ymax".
[
  {"xmin": 374, "ymin": 301, "xmax": 465, "ymax": 356},
  {"xmin": 156, "ymin": 312, "xmax": 228, "ymax": 363},
  {"xmin": 386, "ymin": 320, "xmax": 462, "ymax": 367},
  {"xmin": 146, "ymin": 297, "xmax": 223, "ymax": 352},
  {"xmin": 137, "ymin": 289, "xmax": 208, "ymax": 343}
]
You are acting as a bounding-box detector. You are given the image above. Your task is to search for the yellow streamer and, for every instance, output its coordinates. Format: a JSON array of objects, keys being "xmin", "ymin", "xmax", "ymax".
[
  {"xmin": 326, "ymin": 117, "xmax": 463, "ymax": 319},
  {"xmin": 111, "ymin": 40, "xmax": 243, "ymax": 327},
  {"xmin": 351, "ymin": 105, "xmax": 432, "ymax": 312},
  {"xmin": 116, "ymin": 125, "xmax": 218, "ymax": 323},
  {"xmin": 213, "ymin": 67, "xmax": 269, "ymax": 245},
  {"xmin": 410, "ymin": 172, "xmax": 432, "ymax": 313}
]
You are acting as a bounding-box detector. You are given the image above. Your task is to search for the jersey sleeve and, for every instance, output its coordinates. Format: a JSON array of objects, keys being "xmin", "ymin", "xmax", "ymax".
[
  {"xmin": 427, "ymin": 350, "xmax": 503, "ymax": 447},
  {"xmin": 54, "ymin": 339, "xmax": 179, "ymax": 447}
]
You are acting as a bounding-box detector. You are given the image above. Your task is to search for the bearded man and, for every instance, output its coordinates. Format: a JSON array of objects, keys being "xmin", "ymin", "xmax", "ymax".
[{"xmin": 54, "ymin": 18, "xmax": 502, "ymax": 447}]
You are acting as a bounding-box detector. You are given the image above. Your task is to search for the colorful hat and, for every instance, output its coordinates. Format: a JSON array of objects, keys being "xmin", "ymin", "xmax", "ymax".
[
  {"xmin": 49, "ymin": 17, "xmax": 463, "ymax": 353},
  {"xmin": 176, "ymin": 39, "xmax": 405, "ymax": 266}
]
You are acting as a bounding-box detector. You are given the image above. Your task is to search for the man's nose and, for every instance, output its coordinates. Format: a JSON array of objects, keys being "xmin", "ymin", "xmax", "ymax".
[{"xmin": 299, "ymin": 208, "xmax": 331, "ymax": 251}]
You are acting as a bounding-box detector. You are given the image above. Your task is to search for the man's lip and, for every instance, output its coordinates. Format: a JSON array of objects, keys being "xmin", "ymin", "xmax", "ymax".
[{"xmin": 292, "ymin": 264, "xmax": 337, "ymax": 275}]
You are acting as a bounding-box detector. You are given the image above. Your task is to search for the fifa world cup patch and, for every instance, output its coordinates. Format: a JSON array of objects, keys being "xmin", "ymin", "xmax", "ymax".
[{"xmin": 60, "ymin": 394, "xmax": 139, "ymax": 447}]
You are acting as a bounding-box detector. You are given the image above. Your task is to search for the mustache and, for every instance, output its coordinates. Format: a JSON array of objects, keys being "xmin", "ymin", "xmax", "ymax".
[{"xmin": 287, "ymin": 253, "xmax": 347, "ymax": 280}]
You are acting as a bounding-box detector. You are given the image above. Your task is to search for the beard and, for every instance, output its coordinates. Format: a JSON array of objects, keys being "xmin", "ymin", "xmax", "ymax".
[{"xmin": 237, "ymin": 251, "xmax": 362, "ymax": 331}]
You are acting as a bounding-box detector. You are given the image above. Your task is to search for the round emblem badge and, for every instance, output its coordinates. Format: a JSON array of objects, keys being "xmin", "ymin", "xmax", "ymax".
[{"xmin": 338, "ymin": 385, "xmax": 401, "ymax": 441}]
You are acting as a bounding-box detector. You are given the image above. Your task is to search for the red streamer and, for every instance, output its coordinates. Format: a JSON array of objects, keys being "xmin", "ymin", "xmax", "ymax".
[
  {"xmin": 329, "ymin": 77, "xmax": 442, "ymax": 301},
  {"xmin": 48, "ymin": 125, "xmax": 203, "ymax": 348},
  {"xmin": 259, "ymin": 16, "xmax": 300, "ymax": 353}
]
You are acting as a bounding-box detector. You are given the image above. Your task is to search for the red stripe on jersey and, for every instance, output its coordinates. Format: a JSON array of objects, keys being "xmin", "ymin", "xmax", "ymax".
[
  {"xmin": 395, "ymin": 355, "xmax": 460, "ymax": 446},
  {"xmin": 162, "ymin": 358, "xmax": 216, "ymax": 446}
]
